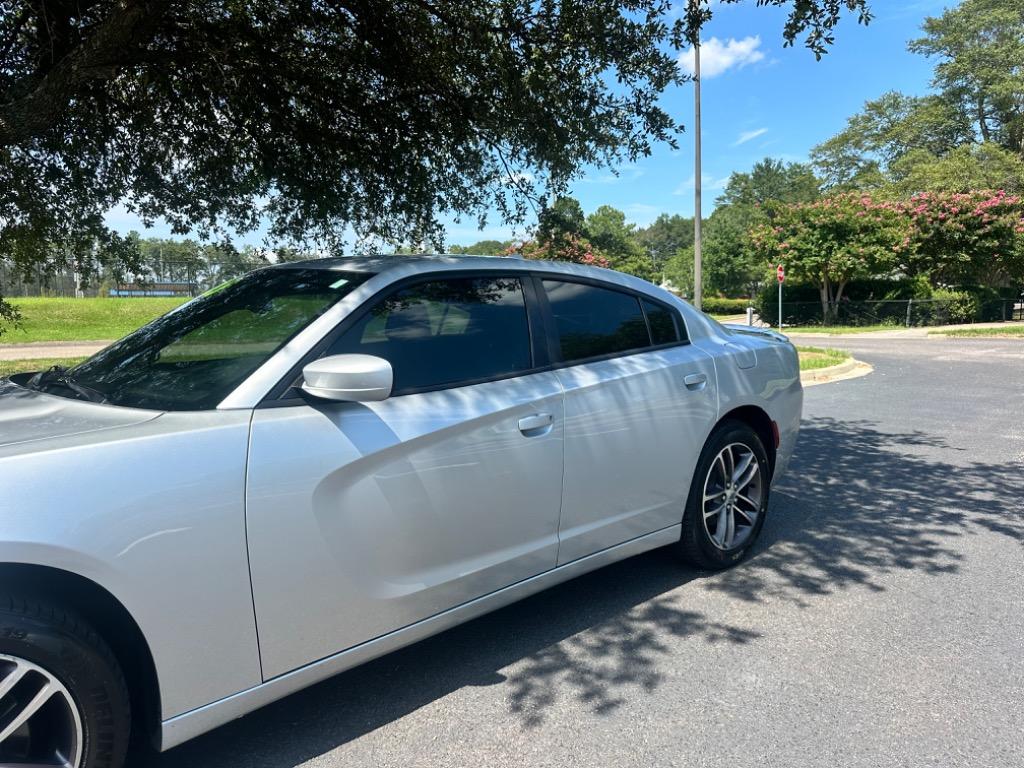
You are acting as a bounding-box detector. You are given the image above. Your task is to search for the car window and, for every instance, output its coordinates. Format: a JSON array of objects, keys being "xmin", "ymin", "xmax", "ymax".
[
  {"xmin": 42, "ymin": 269, "xmax": 372, "ymax": 411},
  {"xmin": 541, "ymin": 280, "xmax": 651, "ymax": 362},
  {"xmin": 642, "ymin": 299, "xmax": 684, "ymax": 344},
  {"xmin": 327, "ymin": 276, "xmax": 533, "ymax": 392}
]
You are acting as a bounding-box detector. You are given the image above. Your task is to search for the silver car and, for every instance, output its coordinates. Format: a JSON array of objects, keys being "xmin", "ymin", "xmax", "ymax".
[{"xmin": 0, "ymin": 256, "xmax": 801, "ymax": 768}]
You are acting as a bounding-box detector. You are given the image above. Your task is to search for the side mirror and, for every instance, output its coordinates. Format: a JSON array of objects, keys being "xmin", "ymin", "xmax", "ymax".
[{"xmin": 301, "ymin": 354, "xmax": 393, "ymax": 402}]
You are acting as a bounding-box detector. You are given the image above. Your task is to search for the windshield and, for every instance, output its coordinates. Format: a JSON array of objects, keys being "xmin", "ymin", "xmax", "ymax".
[{"xmin": 30, "ymin": 268, "xmax": 372, "ymax": 411}]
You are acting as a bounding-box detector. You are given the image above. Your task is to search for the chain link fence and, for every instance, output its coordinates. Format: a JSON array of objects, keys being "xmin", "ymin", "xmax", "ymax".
[
  {"xmin": 0, "ymin": 261, "xmax": 268, "ymax": 299},
  {"xmin": 762, "ymin": 297, "xmax": 1024, "ymax": 328}
]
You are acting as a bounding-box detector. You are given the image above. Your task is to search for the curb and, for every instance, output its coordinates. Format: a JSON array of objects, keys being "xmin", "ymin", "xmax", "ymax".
[{"xmin": 800, "ymin": 357, "xmax": 871, "ymax": 386}]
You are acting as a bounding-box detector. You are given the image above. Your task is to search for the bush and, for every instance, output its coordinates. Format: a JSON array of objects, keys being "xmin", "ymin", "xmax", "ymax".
[
  {"xmin": 701, "ymin": 297, "xmax": 752, "ymax": 314},
  {"xmin": 927, "ymin": 289, "xmax": 979, "ymax": 324}
]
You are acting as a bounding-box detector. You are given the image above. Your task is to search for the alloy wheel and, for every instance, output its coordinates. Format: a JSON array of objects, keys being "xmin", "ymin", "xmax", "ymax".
[
  {"xmin": 0, "ymin": 654, "xmax": 83, "ymax": 768},
  {"xmin": 702, "ymin": 442, "xmax": 764, "ymax": 551}
]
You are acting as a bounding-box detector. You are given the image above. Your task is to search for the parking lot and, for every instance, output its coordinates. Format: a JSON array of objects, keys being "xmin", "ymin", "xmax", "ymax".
[{"xmin": 148, "ymin": 336, "xmax": 1024, "ymax": 768}]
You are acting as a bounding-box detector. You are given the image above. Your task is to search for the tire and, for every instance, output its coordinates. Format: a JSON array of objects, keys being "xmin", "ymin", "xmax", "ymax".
[
  {"xmin": 677, "ymin": 419, "xmax": 771, "ymax": 570},
  {"xmin": 0, "ymin": 594, "xmax": 131, "ymax": 768}
]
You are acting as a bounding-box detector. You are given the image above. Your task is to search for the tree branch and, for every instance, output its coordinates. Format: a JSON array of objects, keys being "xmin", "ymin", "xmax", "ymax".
[{"xmin": 0, "ymin": 0, "xmax": 174, "ymax": 148}]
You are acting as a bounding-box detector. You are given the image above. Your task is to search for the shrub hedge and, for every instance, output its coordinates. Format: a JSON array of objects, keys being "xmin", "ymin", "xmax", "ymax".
[{"xmin": 701, "ymin": 297, "xmax": 752, "ymax": 315}]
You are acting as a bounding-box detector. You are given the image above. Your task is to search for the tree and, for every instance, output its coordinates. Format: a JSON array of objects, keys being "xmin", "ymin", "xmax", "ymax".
[
  {"xmin": 811, "ymin": 92, "xmax": 973, "ymax": 189},
  {"xmin": 749, "ymin": 194, "xmax": 912, "ymax": 323},
  {"xmin": 512, "ymin": 236, "xmax": 609, "ymax": 268},
  {"xmin": 0, "ymin": 0, "xmax": 871, "ymax": 327},
  {"xmin": 536, "ymin": 197, "xmax": 587, "ymax": 244},
  {"xmin": 700, "ymin": 205, "xmax": 765, "ymax": 297},
  {"xmin": 812, "ymin": 0, "xmax": 1024, "ymax": 191},
  {"xmin": 447, "ymin": 239, "xmax": 511, "ymax": 256},
  {"xmin": 637, "ymin": 214, "xmax": 694, "ymax": 273},
  {"xmin": 585, "ymin": 205, "xmax": 654, "ymax": 281},
  {"xmin": 910, "ymin": 0, "xmax": 1024, "ymax": 153},
  {"xmin": 904, "ymin": 190, "xmax": 1024, "ymax": 287},
  {"xmin": 718, "ymin": 159, "xmax": 821, "ymax": 208},
  {"xmin": 889, "ymin": 144, "xmax": 1024, "ymax": 197}
]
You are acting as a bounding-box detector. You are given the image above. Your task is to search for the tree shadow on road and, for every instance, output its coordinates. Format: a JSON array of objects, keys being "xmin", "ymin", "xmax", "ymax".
[
  {"xmin": 145, "ymin": 416, "xmax": 1021, "ymax": 767},
  {"xmin": 707, "ymin": 417, "xmax": 1023, "ymax": 608},
  {"xmin": 145, "ymin": 549, "xmax": 754, "ymax": 767}
]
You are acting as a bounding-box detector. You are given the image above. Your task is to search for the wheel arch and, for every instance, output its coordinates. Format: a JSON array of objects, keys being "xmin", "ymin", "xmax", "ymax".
[
  {"xmin": 0, "ymin": 562, "xmax": 162, "ymax": 748},
  {"xmin": 716, "ymin": 405, "xmax": 777, "ymax": 477}
]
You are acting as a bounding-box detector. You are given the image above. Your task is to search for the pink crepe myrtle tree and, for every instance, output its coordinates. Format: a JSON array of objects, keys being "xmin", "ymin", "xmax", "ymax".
[
  {"xmin": 904, "ymin": 190, "xmax": 1024, "ymax": 287},
  {"xmin": 505, "ymin": 236, "xmax": 611, "ymax": 268},
  {"xmin": 749, "ymin": 193, "xmax": 913, "ymax": 324}
]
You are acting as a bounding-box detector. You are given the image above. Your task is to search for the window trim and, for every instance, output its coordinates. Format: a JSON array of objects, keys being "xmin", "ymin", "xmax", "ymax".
[
  {"xmin": 259, "ymin": 270, "xmax": 547, "ymax": 406},
  {"xmin": 528, "ymin": 272, "xmax": 689, "ymax": 370}
]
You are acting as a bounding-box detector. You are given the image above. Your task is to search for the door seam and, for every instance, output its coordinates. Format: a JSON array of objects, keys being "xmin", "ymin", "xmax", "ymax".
[
  {"xmin": 552, "ymin": 369, "xmax": 568, "ymax": 567},
  {"xmin": 241, "ymin": 409, "xmax": 266, "ymax": 683}
]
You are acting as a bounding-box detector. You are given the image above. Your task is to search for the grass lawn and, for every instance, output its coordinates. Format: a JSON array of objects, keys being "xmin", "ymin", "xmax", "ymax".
[
  {"xmin": 0, "ymin": 357, "xmax": 87, "ymax": 379},
  {"xmin": 796, "ymin": 345, "xmax": 851, "ymax": 371},
  {"xmin": 930, "ymin": 325, "xmax": 1024, "ymax": 338},
  {"xmin": 0, "ymin": 297, "xmax": 186, "ymax": 344}
]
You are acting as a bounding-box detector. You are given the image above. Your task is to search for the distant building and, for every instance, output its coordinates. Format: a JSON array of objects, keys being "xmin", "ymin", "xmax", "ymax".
[{"xmin": 110, "ymin": 280, "xmax": 196, "ymax": 297}]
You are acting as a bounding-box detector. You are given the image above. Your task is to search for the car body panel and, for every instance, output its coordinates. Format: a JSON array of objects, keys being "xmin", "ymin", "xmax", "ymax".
[
  {"xmin": 159, "ymin": 522, "xmax": 682, "ymax": 751},
  {"xmin": 0, "ymin": 404, "xmax": 262, "ymax": 719},
  {"xmin": 694, "ymin": 326, "xmax": 803, "ymax": 480},
  {"xmin": 553, "ymin": 344, "xmax": 718, "ymax": 564},
  {"xmin": 0, "ymin": 381, "xmax": 158, "ymax": 449},
  {"xmin": 245, "ymin": 371, "xmax": 565, "ymax": 678}
]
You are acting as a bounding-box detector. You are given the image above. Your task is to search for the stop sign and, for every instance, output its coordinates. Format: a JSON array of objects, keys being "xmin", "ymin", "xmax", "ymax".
[{"xmin": 777, "ymin": 264, "xmax": 785, "ymax": 283}]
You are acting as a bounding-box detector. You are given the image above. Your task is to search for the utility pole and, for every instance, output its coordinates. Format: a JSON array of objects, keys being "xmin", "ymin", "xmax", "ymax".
[{"xmin": 693, "ymin": 23, "xmax": 703, "ymax": 311}]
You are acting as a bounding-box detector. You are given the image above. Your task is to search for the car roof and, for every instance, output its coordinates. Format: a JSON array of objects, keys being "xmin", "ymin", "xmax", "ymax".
[{"xmin": 271, "ymin": 253, "xmax": 664, "ymax": 297}]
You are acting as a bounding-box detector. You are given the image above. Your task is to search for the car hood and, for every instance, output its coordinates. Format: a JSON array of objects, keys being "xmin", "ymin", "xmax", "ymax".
[{"xmin": 0, "ymin": 380, "xmax": 160, "ymax": 449}]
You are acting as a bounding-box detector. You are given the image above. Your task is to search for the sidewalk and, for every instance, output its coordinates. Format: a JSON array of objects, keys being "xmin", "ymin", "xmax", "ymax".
[
  {"xmin": 717, "ymin": 313, "xmax": 1024, "ymax": 340},
  {"xmin": 0, "ymin": 340, "xmax": 110, "ymax": 361},
  {"xmin": 784, "ymin": 319, "xmax": 1024, "ymax": 340}
]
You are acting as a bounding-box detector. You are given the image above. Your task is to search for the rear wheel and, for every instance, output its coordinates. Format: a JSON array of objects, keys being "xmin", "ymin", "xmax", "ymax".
[
  {"xmin": 0, "ymin": 595, "xmax": 130, "ymax": 768},
  {"xmin": 677, "ymin": 420, "xmax": 770, "ymax": 569}
]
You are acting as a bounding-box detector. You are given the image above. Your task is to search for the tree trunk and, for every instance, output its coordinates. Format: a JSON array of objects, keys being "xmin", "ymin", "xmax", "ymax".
[
  {"xmin": 819, "ymin": 280, "xmax": 831, "ymax": 326},
  {"xmin": 977, "ymin": 96, "xmax": 991, "ymax": 143},
  {"xmin": 833, "ymin": 280, "xmax": 848, "ymax": 325}
]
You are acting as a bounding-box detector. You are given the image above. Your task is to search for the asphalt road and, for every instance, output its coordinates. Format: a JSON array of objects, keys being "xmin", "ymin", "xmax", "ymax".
[{"xmin": 146, "ymin": 336, "xmax": 1024, "ymax": 768}]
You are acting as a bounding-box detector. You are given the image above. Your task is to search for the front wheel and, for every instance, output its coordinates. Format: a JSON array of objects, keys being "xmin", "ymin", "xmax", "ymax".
[
  {"xmin": 0, "ymin": 595, "xmax": 131, "ymax": 768},
  {"xmin": 677, "ymin": 420, "xmax": 770, "ymax": 570}
]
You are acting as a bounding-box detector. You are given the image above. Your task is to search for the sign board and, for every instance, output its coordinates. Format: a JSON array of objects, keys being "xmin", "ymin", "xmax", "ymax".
[{"xmin": 777, "ymin": 264, "xmax": 785, "ymax": 283}]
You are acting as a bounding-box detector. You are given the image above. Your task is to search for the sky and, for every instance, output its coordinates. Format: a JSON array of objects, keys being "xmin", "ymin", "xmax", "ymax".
[{"xmin": 106, "ymin": 0, "xmax": 954, "ymax": 249}]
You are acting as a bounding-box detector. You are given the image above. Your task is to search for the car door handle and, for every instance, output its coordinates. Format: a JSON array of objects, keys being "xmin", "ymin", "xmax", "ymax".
[
  {"xmin": 683, "ymin": 373, "xmax": 708, "ymax": 390},
  {"xmin": 518, "ymin": 413, "xmax": 554, "ymax": 435}
]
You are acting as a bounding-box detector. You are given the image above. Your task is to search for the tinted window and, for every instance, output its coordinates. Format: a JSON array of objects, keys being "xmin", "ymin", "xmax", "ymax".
[
  {"xmin": 33, "ymin": 269, "xmax": 371, "ymax": 410},
  {"xmin": 542, "ymin": 280, "xmax": 650, "ymax": 362},
  {"xmin": 643, "ymin": 299, "xmax": 682, "ymax": 344},
  {"xmin": 328, "ymin": 276, "xmax": 532, "ymax": 392}
]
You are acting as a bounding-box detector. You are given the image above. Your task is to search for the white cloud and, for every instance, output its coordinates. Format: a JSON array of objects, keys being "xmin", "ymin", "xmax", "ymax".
[
  {"xmin": 678, "ymin": 36, "xmax": 765, "ymax": 79},
  {"xmin": 673, "ymin": 173, "xmax": 730, "ymax": 196},
  {"xmin": 734, "ymin": 127, "xmax": 768, "ymax": 146}
]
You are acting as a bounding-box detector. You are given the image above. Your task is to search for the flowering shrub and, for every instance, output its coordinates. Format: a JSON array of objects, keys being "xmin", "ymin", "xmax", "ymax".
[
  {"xmin": 505, "ymin": 236, "xmax": 610, "ymax": 268},
  {"xmin": 751, "ymin": 190, "xmax": 1024, "ymax": 324},
  {"xmin": 904, "ymin": 190, "xmax": 1024, "ymax": 286},
  {"xmin": 749, "ymin": 193, "xmax": 913, "ymax": 323}
]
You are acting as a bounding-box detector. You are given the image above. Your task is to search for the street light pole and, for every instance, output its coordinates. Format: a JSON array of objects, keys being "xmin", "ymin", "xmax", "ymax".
[{"xmin": 693, "ymin": 26, "xmax": 703, "ymax": 311}]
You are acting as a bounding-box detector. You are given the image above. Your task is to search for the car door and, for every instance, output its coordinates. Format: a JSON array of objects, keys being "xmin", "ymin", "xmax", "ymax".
[
  {"xmin": 245, "ymin": 273, "xmax": 565, "ymax": 679},
  {"xmin": 536, "ymin": 277, "xmax": 719, "ymax": 565}
]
